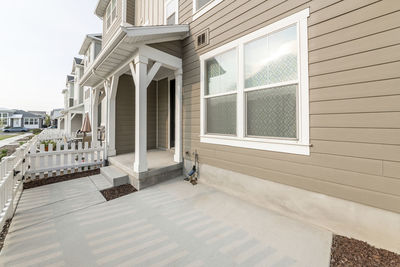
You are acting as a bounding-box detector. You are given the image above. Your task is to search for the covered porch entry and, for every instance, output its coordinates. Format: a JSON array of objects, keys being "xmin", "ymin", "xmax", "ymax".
[
  {"xmin": 81, "ymin": 25, "xmax": 188, "ymax": 189},
  {"xmin": 108, "ymin": 64, "xmax": 182, "ymax": 188}
]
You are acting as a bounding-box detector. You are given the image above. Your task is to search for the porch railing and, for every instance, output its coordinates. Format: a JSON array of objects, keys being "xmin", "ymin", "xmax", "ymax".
[{"xmin": 0, "ymin": 129, "xmax": 105, "ymax": 229}]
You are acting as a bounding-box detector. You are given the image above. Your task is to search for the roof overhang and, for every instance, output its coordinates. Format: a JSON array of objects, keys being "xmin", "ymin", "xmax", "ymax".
[
  {"xmin": 95, "ymin": 0, "xmax": 110, "ymax": 18},
  {"xmin": 65, "ymin": 104, "xmax": 85, "ymax": 114},
  {"xmin": 80, "ymin": 25, "xmax": 189, "ymax": 88},
  {"xmin": 10, "ymin": 114, "xmax": 23, "ymax": 119},
  {"xmin": 79, "ymin": 34, "xmax": 102, "ymax": 55}
]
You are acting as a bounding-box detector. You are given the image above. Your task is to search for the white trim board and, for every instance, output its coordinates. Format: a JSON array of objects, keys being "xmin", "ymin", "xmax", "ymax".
[
  {"xmin": 193, "ymin": 0, "xmax": 224, "ymax": 21},
  {"xmin": 199, "ymin": 8, "xmax": 310, "ymax": 156}
]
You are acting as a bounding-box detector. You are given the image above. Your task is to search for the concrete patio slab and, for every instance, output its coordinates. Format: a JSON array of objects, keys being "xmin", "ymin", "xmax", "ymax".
[
  {"xmin": 16, "ymin": 177, "xmax": 99, "ymax": 212},
  {"xmin": 10, "ymin": 191, "xmax": 105, "ymax": 233},
  {"xmin": 0, "ymin": 177, "xmax": 332, "ymax": 267}
]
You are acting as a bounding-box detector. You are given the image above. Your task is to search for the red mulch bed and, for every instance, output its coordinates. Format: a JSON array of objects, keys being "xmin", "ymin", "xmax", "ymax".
[
  {"xmin": 100, "ymin": 184, "xmax": 137, "ymax": 201},
  {"xmin": 0, "ymin": 219, "xmax": 12, "ymax": 252},
  {"xmin": 330, "ymin": 235, "xmax": 400, "ymax": 267},
  {"xmin": 23, "ymin": 169, "xmax": 100, "ymax": 189}
]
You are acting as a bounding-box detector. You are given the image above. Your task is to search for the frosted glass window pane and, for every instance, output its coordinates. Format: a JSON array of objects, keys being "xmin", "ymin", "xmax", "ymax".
[
  {"xmin": 197, "ymin": 0, "xmax": 211, "ymax": 10},
  {"xmin": 245, "ymin": 25, "xmax": 298, "ymax": 88},
  {"xmin": 205, "ymin": 49, "xmax": 237, "ymax": 95},
  {"xmin": 247, "ymin": 85, "xmax": 297, "ymax": 138},
  {"xmin": 207, "ymin": 94, "xmax": 236, "ymax": 135}
]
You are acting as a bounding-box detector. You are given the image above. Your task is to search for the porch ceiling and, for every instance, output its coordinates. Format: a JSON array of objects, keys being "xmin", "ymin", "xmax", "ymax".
[{"xmin": 80, "ymin": 25, "xmax": 189, "ymax": 88}]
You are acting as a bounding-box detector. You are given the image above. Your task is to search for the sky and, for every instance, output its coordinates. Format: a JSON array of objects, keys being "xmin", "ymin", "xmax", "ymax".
[{"xmin": 0, "ymin": 0, "xmax": 102, "ymax": 113}]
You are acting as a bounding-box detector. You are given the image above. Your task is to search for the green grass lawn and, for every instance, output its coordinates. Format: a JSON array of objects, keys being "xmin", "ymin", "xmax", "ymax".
[{"xmin": 0, "ymin": 134, "xmax": 17, "ymax": 141}]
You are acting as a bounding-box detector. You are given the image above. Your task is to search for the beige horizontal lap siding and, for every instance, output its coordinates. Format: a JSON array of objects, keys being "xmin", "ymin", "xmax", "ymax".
[
  {"xmin": 181, "ymin": 0, "xmax": 400, "ymax": 213},
  {"xmin": 149, "ymin": 41, "xmax": 183, "ymax": 59},
  {"xmin": 127, "ymin": 0, "xmax": 135, "ymax": 25},
  {"xmin": 103, "ymin": 0, "xmax": 123, "ymax": 48},
  {"xmin": 115, "ymin": 75, "xmax": 157, "ymax": 155},
  {"xmin": 158, "ymin": 78, "xmax": 169, "ymax": 149}
]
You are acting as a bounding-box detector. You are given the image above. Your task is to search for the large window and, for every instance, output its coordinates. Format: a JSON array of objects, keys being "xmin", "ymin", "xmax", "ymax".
[
  {"xmin": 165, "ymin": 0, "xmax": 178, "ymax": 25},
  {"xmin": 106, "ymin": 0, "xmax": 117, "ymax": 30},
  {"xmin": 200, "ymin": 9, "xmax": 310, "ymax": 155},
  {"xmin": 193, "ymin": 0, "xmax": 223, "ymax": 20}
]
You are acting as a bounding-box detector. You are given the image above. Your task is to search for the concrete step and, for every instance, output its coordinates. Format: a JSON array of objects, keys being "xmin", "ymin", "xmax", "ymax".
[{"xmin": 100, "ymin": 166, "xmax": 130, "ymax": 187}]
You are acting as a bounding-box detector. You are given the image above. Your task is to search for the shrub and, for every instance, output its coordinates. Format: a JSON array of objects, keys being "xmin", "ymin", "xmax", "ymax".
[
  {"xmin": 0, "ymin": 149, "xmax": 8, "ymax": 161},
  {"xmin": 40, "ymin": 140, "xmax": 57, "ymax": 151}
]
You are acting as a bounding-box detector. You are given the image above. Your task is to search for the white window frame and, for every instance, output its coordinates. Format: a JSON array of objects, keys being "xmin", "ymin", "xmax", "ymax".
[
  {"xmin": 165, "ymin": 0, "xmax": 179, "ymax": 25},
  {"xmin": 193, "ymin": 0, "xmax": 223, "ymax": 21},
  {"xmin": 200, "ymin": 9, "xmax": 310, "ymax": 155},
  {"xmin": 106, "ymin": 0, "xmax": 117, "ymax": 30}
]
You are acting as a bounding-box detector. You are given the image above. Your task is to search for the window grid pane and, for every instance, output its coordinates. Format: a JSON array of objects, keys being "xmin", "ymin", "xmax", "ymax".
[
  {"xmin": 205, "ymin": 49, "xmax": 237, "ymax": 96},
  {"xmin": 246, "ymin": 85, "xmax": 297, "ymax": 138},
  {"xmin": 206, "ymin": 94, "xmax": 236, "ymax": 135},
  {"xmin": 244, "ymin": 25, "xmax": 298, "ymax": 89},
  {"xmin": 197, "ymin": 0, "xmax": 211, "ymax": 10}
]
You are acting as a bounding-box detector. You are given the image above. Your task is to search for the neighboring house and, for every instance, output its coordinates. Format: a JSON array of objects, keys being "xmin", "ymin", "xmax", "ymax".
[
  {"xmin": 60, "ymin": 58, "xmax": 86, "ymax": 136},
  {"xmin": 28, "ymin": 111, "xmax": 47, "ymax": 126},
  {"xmin": 14, "ymin": 110, "xmax": 43, "ymax": 129},
  {"xmin": 0, "ymin": 108, "xmax": 43, "ymax": 129},
  {"xmin": 50, "ymin": 108, "xmax": 63, "ymax": 127},
  {"xmin": 65, "ymin": 0, "xmax": 400, "ymax": 252},
  {"xmin": 0, "ymin": 108, "xmax": 14, "ymax": 128}
]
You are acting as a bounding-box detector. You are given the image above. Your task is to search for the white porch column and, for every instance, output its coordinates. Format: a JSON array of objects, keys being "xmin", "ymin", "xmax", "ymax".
[
  {"xmin": 174, "ymin": 69, "xmax": 183, "ymax": 163},
  {"xmin": 131, "ymin": 56, "xmax": 149, "ymax": 173},
  {"xmin": 107, "ymin": 76, "xmax": 119, "ymax": 157},
  {"xmin": 91, "ymin": 88, "xmax": 100, "ymax": 145},
  {"xmin": 66, "ymin": 113, "xmax": 71, "ymax": 136}
]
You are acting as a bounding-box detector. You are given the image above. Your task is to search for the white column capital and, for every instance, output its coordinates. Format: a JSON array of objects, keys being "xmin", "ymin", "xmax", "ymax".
[
  {"xmin": 134, "ymin": 55, "xmax": 149, "ymax": 65},
  {"xmin": 174, "ymin": 68, "xmax": 183, "ymax": 76}
]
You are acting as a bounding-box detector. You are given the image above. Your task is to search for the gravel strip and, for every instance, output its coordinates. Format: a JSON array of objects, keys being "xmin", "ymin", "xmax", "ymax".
[
  {"xmin": 330, "ymin": 235, "xmax": 400, "ymax": 267},
  {"xmin": 100, "ymin": 184, "xmax": 137, "ymax": 201},
  {"xmin": 23, "ymin": 169, "xmax": 100, "ymax": 189},
  {"xmin": 0, "ymin": 219, "xmax": 12, "ymax": 252}
]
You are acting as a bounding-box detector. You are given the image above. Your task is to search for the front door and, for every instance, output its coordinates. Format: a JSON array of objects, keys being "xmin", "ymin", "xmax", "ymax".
[
  {"xmin": 14, "ymin": 119, "xmax": 21, "ymax": 127},
  {"xmin": 170, "ymin": 79, "xmax": 176, "ymax": 148}
]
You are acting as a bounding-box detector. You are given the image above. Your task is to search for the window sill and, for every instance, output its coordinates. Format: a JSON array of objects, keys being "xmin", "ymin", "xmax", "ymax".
[
  {"xmin": 200, "ymin": 135, "xmax": 310, "ymax": 155},
  {"xmin": 193, "ymin": 0, "xmax": 223, "ymax": 21}
]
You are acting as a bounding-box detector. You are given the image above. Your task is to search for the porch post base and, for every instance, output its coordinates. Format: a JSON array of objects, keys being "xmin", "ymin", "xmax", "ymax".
[
  {"xmin": 174, "ymin": 154, "xmax": 182, "ymax": 163},
  {"xmin": 108, "ymin": 148, "xmax": 116, "ymax": 157},
  {"xmin": 134, "ymin": 162, "xmax": 147, "ymax": 174}
]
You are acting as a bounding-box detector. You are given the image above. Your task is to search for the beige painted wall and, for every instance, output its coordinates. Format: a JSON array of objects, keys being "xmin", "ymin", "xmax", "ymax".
[
  {"xmin": 71, "ymin": 114, "xmax": 83, "ymax": 134},
  {"xmin": 157, "ymin": 78, "xmax": 169, "ymax": 149},
  {"xmin": 149, "ymin": 40, "xmax": 183, "ymax": 59},
  {"xmin": 115, "ymin": 75, "xmax": 157, "ymax": 155},
  {"xmin": 180, "ymin": 0, "xmax": 400, "ymax": 213}
]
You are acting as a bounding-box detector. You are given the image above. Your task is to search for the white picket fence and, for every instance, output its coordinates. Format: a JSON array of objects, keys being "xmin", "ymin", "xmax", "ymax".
[
  {"xmin": 0, "ymin": 135, "xmax": 37, "ymax": 229},
  {"xmin": 27, "ymin": 141, "xmax": 105, "ymax": 179},
  {"xmin": 0, "ymin": 129, "xmax": 105, "ymax": 229}
]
